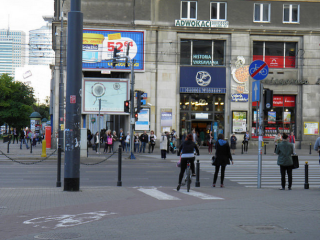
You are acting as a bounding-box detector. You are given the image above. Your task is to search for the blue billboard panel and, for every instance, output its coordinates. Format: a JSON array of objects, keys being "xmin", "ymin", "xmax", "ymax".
[
  {"xmin": 180, "ymin": 67, "xmax": 226, "ymax": 93},
  {"xmin": 82, "ymin": 29, "xmax": 145, "ymax": 71}
]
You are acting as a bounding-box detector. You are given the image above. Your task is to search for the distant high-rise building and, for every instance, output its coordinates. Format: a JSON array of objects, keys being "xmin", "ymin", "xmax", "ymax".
[
  {"xmin": 0, "ymin": 29, "xmax": 26, "ymax": 77},
  {"xmin": 29, "ymin": 16, "xmax": 55, "ymax": 66}
]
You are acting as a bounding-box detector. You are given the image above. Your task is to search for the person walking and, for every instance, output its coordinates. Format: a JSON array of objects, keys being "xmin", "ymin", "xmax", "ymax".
[
  {"xmin": 106, "ymin": 130, "xmax": 113, "ymax": 153},
  {"xmin": 13, "ymin": 128, "xmax": 19, "ymax": 144},
  {"xmin": 148, "ymin": 130, "xmax": 157, "ymax": 153},
  {"xmin": 160, "ymin": 132, "xmax": 168, "ymax": 159},
  {"xmin": 212, "ymin": 134, "xmax": 233, "ymax": 188},
  {"xmin": 139, "ymin": 131, "xmax": 148, "ymax": 153},
  {"xmin": 119, "ymin": 128, "xmax": 125, "ymax": 151},
  {"xmin": 112, "ymin": 131, "xmax": 118, "ymax": 152},
  {"xmin": 94, "ymin": 132, "xmax": 99, "ymax": 153},
  {"xmin": 134, "ymin": 133, "xmax": 140, "ymax": 153},
  {"xmin": 230, "ymin": 133, "xmax": 237, "ymax": 155},
  {"xmin": 274, "ymin": 132, "xmax": 282, "ymax": 154},
  {"xmin": 289, "ymin": 132, "xmax": 296, "ymax": 155},
  {"xmin": 20, "ymin": 128, "xmax": 29, "ymax": 149},
  {"xmin": 276, "ymin": 133, "xmax": 294, "ymax": 190},
  {"xmin": 243, "ymin": 131, "xmax": 250, "ymax": 153},
  {"xmin": 313, "ymin": 135, "xmax": 320, "ymax": 165},
  {"xmin": 176, "ymin": 134, "xmax": 200, "ymax": 191},
  {"xmin": 207, "ymin": 130, "xmax": 214, "ymax": 154},
  {"xmin": 125, "ymin": 131, "xmax": 130, "ymax": 153}
]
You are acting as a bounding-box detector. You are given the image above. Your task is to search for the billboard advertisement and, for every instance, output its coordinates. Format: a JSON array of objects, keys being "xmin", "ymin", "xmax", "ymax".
[
  {"xmin": 135, "ymin": 109, "xmax": 150, "ymax": 131},
  {"xmin": 82, "ymin": 78, "xmax": 129, "ymax": 114},
  {"xmin": 82, "ymin": 29, "xmax": 145, "ymax": 71}
]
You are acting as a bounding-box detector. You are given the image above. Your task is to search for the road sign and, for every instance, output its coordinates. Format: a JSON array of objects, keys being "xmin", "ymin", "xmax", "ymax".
[
  {"xmin": 249, "ymin": 60, "xmax": 269, "ymax": 81},
  {"xmin": 252, "ymin": 81, "xmax": 260, "ymax": 102}
]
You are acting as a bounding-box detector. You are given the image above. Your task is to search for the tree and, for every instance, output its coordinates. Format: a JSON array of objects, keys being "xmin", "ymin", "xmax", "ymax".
[{"xmin": 0, "ymin": 74, "xmax": 36, "ymax": 129}]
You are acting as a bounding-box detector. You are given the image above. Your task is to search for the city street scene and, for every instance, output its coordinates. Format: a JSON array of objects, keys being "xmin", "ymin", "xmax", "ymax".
[{"xmin": 1, "ymin": 0, "xmax": 320, "ymax": 239}]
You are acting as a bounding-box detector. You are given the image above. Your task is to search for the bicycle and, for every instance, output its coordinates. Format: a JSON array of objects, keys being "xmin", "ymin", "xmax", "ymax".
[{"xmin": 185, "ymin": 159, "xmax": 192, "ymax": 192}]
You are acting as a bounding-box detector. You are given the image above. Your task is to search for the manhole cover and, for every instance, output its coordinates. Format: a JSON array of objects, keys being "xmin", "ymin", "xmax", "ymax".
[
  {"xmin": 34, "ymin": 233, "xmax": 81, "ymax": 239},
  {"xmin": 239, "ymin": 225, "xmax": 292, "ymax": 234}
]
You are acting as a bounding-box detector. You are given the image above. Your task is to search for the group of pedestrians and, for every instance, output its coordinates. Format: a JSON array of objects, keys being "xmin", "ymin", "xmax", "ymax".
[{"xmin": 19, "ymin": 127, "xmax": 42, "ymax": 149}]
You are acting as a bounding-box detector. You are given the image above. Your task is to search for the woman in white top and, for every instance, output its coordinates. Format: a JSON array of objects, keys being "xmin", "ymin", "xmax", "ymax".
[
  {"xmin": 148, "ymin": 130, "xmax": 157, "ymax": 153},
  {"xmin": 125, "ymin": 132, "xmax": 130, "ymax": 153}
]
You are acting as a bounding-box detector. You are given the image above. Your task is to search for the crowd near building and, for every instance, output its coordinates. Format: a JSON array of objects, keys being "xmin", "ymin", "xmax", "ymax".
[{"xmin": 50, "ymin": 0, "xmax": 320, "ymax": 149}]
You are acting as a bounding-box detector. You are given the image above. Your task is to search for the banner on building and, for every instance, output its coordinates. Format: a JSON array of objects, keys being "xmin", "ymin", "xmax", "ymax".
[
  {"xmin": 268, "ymin": 112, "xmax": 276, "ymax": 124},
  {"xmin": 161, "ymin": 109, "xmax": 172, "ymax": 127},
  {"xmin": 304, "ymin": 122, "xmax": 319, "ymax": 135},
  {"xmin": 232, "ymin": 111, "xmax": 247, "ymax": 133},
  {"xmin": 82, "ymin": 29, "xmax": 145, "ymax": 71}
]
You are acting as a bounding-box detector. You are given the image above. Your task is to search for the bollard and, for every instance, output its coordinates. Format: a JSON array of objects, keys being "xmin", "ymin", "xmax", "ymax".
[
  {"xmin": 87, "ymin": 143, "xmax": 89, "ymax": 157},
  {"xmin": 304, "ymin": 161, "xmax": 309, "ymax": 189},
  {"xmin": 195, "ymin": 159, "xmax": 200, "ymax": 187},
  {"xmin": 7, "ymin": 141, "xmax": 9, "ymax": 153},
  {"xmin": 117, "ymin": 145, "xmax": 122, "ymax": 186},
  {"xmin": 30, "ymin": 143, "xmax": 32, "ymax": 153},
  {"xmin": 309, "ymin": 143, "xmax": 311, "ymax": 154},
  {"xmin": 56, "ymin": 144, "xmax": 62, "ymax": 187},
  {"xmin": 264, "ymin": 144, "xmax": 266, "ymax": 155},
  {"xmin": 241, "ymin": 143, "xmax": 243, "ymax": 154},
  {"xmin": 41, "ymin": 140, "xmax": 47, "ymax": 157}
]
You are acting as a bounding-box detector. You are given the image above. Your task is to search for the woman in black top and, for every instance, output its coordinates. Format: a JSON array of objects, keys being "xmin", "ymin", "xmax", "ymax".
[
  {"xmin": 213, "ymin": 134, "xmax": 233, "ymax": 188},
  {"xmin": 177, "ymin": 134, "xmax": 200, "ymax": 191}
]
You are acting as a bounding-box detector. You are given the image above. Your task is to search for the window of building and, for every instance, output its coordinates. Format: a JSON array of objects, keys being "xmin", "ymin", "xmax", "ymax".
[
  {"xmin": 253, "ymin": 41, "xmax": 297, "ymax": 68},
  {"xmin": 180, "ymin": 39, "xmax": 225, "ymax": 66},
  {"xmin": 211, "ymin": 2, "xmax": 227, "ymax": 21},
  {"xmin": 181, "ymin": 1, "xmax": 197, "ymax": 19},
  {"xmin": 254, "ymin": 3, "xmax": 270, "ymax": 22},
  {"xmin": 283, "ymin": 4, "xmax": 299, "ymax": 23}
]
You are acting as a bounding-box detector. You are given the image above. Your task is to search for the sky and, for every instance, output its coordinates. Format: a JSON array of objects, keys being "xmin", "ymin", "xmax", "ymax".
[{"xmin": 0, "ymin": 0, "xmax": 54, "ymax": 35}]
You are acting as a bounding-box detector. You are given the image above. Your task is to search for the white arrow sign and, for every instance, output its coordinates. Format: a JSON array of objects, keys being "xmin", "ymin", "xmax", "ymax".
[{"xmin": 254, "ymin": 83, "xmax": 258, "ymax": 101}]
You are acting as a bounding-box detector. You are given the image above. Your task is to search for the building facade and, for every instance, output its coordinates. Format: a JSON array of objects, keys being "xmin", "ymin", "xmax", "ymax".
[
  {"xmin": 0, "ymin": 29, "xmax": 26, "ymax": 77},
  {"xmin": 51, "ymin": 0, "xmax": 320, "ymax": 148},
  {"xmin": 29, "ymin": 17, "xmax": 55, "ymax": 66}
]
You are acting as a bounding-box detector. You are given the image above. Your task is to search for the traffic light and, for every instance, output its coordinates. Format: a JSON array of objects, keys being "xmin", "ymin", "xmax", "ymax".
[
  {"xmin": 264, "ymin": 89, "xmax": 273, "ymax": 110},
  {"xmin": 134, "ymin": 112, "xmax": 139, "ymax": 121},
  {"xmin": 112, "ymin": 47, "xmax": 121, "ymax": 68},
  {"xmin": 124, "ymin": 100, "xmax": 130, "ymax": 113},
  {"xmin": 137, "ymin": 91, "xmax": 144, "ymax": 113},
  {"xmin": 125, "ymin": 42, "xmax": 130, "ymax": 68}
]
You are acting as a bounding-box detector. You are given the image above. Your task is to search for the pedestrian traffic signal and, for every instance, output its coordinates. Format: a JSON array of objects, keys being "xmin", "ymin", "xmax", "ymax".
[
  {"xmin": 112, "ymin": 47, "xmax": 121, "ymax": 68},
  {"xmin": 264, "ymin": 89, "xmax": 273, "ymax": 110},
  {"xmin": 137, "ymin": 91, "xmax": 144, "ymax": 113},
  {"xmin": 124, "ymin": 100, "xmax": 130, "ymax": 113},
  {"xmin": 134, "ymin": 112, "xmax": 139, "ymax": 121}
]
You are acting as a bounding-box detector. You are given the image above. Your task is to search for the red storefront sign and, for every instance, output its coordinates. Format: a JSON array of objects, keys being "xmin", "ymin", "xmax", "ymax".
[{"xmin": 252, "ymin": 95, "xmax": 295, "ymax": 107}]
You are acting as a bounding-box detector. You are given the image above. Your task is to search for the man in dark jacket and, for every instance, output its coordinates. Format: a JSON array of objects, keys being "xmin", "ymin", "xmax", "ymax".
[
  {"xmin": 139, "ymin": 131, "xmax": 148, "ymax": 153},
  {"xmin": 276, "ymin": 133, "xmax": 293, "ymax": 190}
]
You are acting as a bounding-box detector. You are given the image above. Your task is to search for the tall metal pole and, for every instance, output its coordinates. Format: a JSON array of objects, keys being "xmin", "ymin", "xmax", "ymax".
[
  {"xmin": 130, "ymin": 59, "xmax": 135, "ymax": 159},
  {"xmin": 98, "ymin": 99, "xmax": 101, "ymax": 154},
  {"xmin": 257, "ymin": 83, "xmax": 263, "ymax": 188},
  {"xmin": 57, "ymin": 0, "xmax": 65, "ymax": 188},
  {"xmin": 64, "ymin": 0, "xmax": 83, "ymax": 191}
]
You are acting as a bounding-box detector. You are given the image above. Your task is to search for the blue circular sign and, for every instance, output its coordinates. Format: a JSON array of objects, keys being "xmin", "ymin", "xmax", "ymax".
[{"xmin": 249, "ymin": 60, "xmax": 269, "ymax": 81}]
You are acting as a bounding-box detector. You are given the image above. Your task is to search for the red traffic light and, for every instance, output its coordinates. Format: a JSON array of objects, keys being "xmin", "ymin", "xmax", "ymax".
[{"xmin": 124, "ymin": 100, "xmax": 130, "ymax": 113}]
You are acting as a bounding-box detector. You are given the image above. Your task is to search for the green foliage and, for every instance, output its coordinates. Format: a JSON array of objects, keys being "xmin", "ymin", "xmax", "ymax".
[{"xmin": 0, "ymin": 73, "xmax": 36, "ymax": 129}]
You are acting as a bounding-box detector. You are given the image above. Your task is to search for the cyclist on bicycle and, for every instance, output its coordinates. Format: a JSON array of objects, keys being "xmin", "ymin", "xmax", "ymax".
[{"xmin": 177, "ymin": 134, "xmax": 200, "ymax": 191}]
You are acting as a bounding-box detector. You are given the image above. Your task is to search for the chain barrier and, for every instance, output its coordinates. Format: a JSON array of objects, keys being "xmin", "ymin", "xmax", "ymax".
[
  {"xmin": 80, "ymin": 151, "xmax": 118, "ymax": 165},
  {"xmin": 0, "ymin": 149, "xmax": 57, "ymax": 165}
]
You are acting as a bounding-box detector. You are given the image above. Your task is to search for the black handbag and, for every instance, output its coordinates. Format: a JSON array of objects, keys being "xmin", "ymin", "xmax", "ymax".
[
  {"xmin": 211, "ymin": 156, "xmax": 216, "ymax": 166},
  {"xmin": 292, "ymin": 155, "xmax": 299, "ymax": 169}
]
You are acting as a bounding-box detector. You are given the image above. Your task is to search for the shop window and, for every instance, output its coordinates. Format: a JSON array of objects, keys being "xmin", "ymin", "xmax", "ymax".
[
  {"xmin": 181, "ymin": 1, "xmax": 197, "ymax": 19},
  {"xmin": 180, "ymin": 39, "xmax": 225, "ymax": 66},
  {"xmin": 211, "ymin": 2, "xmax": 227, "ymax": 21},
  {"xmin": 252, "ymin": 95, "xmax": 296, "ymax": 138},
  {"xmin": 254, "ymin": 3, "xmax": 270, "ymax": 22},
  {"xmin": 252, "ymin": 41, "xmax": 296, "ymax": 69},
  {"xmin": 283, "ymin": 4, "xmax": 299, "ymax": 23},
  {"xmin": 180, "ymin": 94, "xmax": 190, "ymax": 110},
  {"xmin": 214, "ymin": 96, "xmax": 224, "ymax": 112},
  {"xmin": 190, "ymin": 94, "xmax": 214, "ymax": 112}
]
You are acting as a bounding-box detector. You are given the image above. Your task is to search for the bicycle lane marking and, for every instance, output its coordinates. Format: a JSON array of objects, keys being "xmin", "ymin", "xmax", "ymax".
[
  {"xmin": 250, "ymin": 62, "xmax": 267, "ymax": 78},
  {"xmin": 177, "ymin": 189, "xmax": 224, "ymax": 200}
]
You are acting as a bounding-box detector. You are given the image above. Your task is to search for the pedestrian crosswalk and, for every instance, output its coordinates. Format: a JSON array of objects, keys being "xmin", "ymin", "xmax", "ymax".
[
  {"xmin": 135, "ymin": 187, "xmax": 224, "ymax": 201},
  {"xmin": 200, "ymin": 160, "xmax": 320, "ymax": 189}
]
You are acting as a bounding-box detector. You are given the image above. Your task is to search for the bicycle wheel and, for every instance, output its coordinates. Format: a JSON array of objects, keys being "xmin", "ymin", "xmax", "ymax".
[{"xmin": 186, "ymin": 167, "xmax": 191, "ymax": 192}]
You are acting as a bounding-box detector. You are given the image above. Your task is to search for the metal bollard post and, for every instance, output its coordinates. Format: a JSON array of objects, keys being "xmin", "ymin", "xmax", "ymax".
[
  {"xmin": 56, "ymin": 145, "xmax": 62, "ymax": 187},
  {"xmin": 7, "ymin": 141, "xmax": 9, "ymax": 153},
  {"xmin": 30, "ymin": 143, "xmax": 32, "ymax": 153},
  {"xmin": 264, "ymin": 144, "xmax": 266, "ymax": 155},
  {"xmin": 241, "ymin": 143, "xmax": 243, "ymax": 154},
  {"xmin": 304, "ymin": 161, "xmax": 309, "ymax": 189},
  {"xmin": 309, "ymin": 143, "xmax": 311, "ymax": 154},
  {"xmin": 195, "ymin": 159, "xmax": 200, "ymax": 187},
  {"xmin": 117, "ymin": 145, "xmax": 122, "ymax": 186}
]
